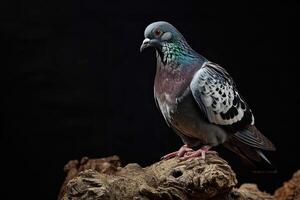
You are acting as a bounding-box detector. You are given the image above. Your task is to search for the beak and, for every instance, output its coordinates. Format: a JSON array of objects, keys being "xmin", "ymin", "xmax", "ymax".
[{"xmin": 140, "ymin": 38, "xmax": 151, "ymax": 52}]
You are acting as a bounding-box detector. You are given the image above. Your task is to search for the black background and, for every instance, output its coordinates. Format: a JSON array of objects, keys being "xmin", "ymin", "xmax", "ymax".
[{"xmin": 1, "ymin": 1, "xmax": 299, "ymax": 199}]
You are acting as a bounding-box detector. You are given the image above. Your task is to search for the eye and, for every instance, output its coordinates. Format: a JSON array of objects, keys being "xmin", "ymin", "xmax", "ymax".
[{"xmin": 154, "ymin": 29, "xmax": 162, "ymax": 37}]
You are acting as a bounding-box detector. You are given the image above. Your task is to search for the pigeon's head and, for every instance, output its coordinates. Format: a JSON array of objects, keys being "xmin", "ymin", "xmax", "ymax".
[{"xmin": 140, "ymin": 21, "xmax": 185, "ymax": 52}]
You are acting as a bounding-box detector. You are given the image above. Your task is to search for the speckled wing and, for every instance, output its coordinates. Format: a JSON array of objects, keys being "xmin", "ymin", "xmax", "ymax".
[{"xmin": 190, "ymin": 62, "xmax": 254, "ymax": 131}]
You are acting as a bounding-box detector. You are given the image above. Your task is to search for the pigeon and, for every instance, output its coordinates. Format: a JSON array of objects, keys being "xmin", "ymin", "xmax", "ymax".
[{"xmin": 140, "ymin": 21, "xmax": 276, "ymax": 170}]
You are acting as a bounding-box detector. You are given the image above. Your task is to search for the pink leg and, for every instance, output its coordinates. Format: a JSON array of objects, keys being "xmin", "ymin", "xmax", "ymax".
[
  {"xmin": 161, "ymin": 144, "xmax": 194, "ymax": 160},
  {"xmin": 180, "ymin": 145, "xmax": 217, "ymax": 161}
]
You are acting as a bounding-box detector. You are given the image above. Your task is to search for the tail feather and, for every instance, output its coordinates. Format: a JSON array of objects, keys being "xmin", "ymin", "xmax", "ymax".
[
  {"xmin": 224, "ymin": 136, "xmax": 277, "ymax": 173},
  {"xmin": 233, "ymin": 125, "xmax": 276, "ymax": 151},
  {"xmin": 256, "ymin": 149, "xmax": 272, "ymax": 165}
]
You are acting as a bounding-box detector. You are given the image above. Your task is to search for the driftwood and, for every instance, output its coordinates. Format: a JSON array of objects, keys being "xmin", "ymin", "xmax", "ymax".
[
  {"xmin": 274, "ymin": 170, "xmax": 300, "ymax": 200},
  {"xmin": 58, "ymin": 154, "xmax": 299, "ymax": 200}
]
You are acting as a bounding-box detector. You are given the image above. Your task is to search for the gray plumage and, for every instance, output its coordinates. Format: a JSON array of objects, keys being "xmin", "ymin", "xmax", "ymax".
[{"xmin": 140, "ymin": 21, "xmax": 275, "ymax": 170}]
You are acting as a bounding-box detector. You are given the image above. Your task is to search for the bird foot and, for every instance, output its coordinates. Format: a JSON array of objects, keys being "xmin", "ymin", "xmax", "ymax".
[
  {"xmin": 179, "ymin": 146, "xmax": 217, "ymax": 161},
  {"xmin": 161, "ymin": 145, "xmax": 194, "ymax": 160},
  {"xmin": 161, "ymin": 145, "xmax": 216, "ymax": 160}
]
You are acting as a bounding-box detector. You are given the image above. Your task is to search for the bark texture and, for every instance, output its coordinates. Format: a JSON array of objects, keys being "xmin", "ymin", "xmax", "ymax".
[
  {"xmin": 274, "ymin": 170, "xmax": 300, "ymax": 200},
  {"xmin": 58, "ymin": 154, "xmax": 299, "ymax": 200}
]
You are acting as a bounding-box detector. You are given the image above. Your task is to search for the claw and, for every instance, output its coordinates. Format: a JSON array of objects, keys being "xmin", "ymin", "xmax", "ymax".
[
  {"xmin": 180, "ymin": 146, "xmax": 216, "ymax": 161},
  {"xmin": 162, "ymin": 145, "xmax": 216, "ymax": 161},
  {"xmin": 161, "ymin": 145, "xmax": 193, "ymax": 160}
]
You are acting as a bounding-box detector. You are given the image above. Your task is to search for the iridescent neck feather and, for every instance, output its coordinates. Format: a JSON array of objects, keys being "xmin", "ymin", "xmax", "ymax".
[
  {"xmin": 154, "ymin": 41, "xmax": 205, "ymax": 96},
  {"xmin": 156, "ymin": 40, "xmax": 203, "ymax": 69}
]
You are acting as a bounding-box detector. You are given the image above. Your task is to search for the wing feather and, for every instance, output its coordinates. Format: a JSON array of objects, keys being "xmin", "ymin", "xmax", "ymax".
[{"xmin": 190, "ymin": 62, "xmax": 254, "ymax": 131}]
